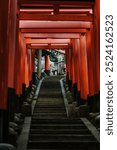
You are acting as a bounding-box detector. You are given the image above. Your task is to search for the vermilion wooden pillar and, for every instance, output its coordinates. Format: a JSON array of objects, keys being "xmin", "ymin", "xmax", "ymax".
[
  {"xmin": 45, "ymin": 55, "xmax": 50, "ymax": 75},
  {"xmin": 65, "ymin": 49, "xmax": 71, "ymax": 80},
  {"xmin": 8, "ymin": 0, "xmax": 17, "ymax": 89},
  {"xmin": 80, "ymin": 34, "xmax": 89, "ymax": 100},
  {"xmin": 65, "ymin": 48, "xmax": 72, "ymax": 91},
  {"xmin": 27, "ymin": 48, "xmax": 32, "ymax": 84},
  {"xmin": 93, "ymin": 0, "xmax": 100, "ymax": 93},
  {"xmin": 0, "ymin": 1, "xmax": 9, "ymax": 142},
  {"xmin": 0, "ymin": 0, "xmax": 17, "ymax": 142},
  {"xmin": 25, "ymin": 46, "xmax": 29, "ymax": 88},
  {"xmin": 86, "ymin": 28, "xmax": 95, "ymax": 97},
  {"xmin": 7, "ymin": 0, "xmax": 17, "ymax": 123},
  {"xmin": 14, "ymin": 31, "xmax": 24, "ymax": 95},
  {"xmin": 66, "ymin": 48, "xmax": 71, "ymax": 81},
  {"xmin": 71, "ymin": 39, "xmax": 79, "ymax": 101},
  {"xmin": 75, "ymin": 38, "xmax": 81, "ymax": 94},
  {"xmin": 0, "ymin": 0, "xmax": 9, "ymax": 110},
  {"xmin": 67, "ymin": 47, "xmax": 72, "ymax": 91}
]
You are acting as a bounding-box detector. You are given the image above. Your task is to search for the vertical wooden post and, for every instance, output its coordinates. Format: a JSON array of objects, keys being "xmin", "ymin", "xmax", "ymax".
[
  {"xmin": 80, "ymin": 34, "xmax": 89, "ymax": 100},
  {"xmin": 45, "ymin": 55, "xmax": 50, "ymax": 75},
  {"xmin": 75, "ymin": 38, "xmax": 81, "ymax": 94},
  {"xmin": 86, "ymin": 28, "xmax": 95, "ymax": 96},
  {"xmin": 93, "ymin": 0, "xmax": 100, "ymax": 93},
  {"xmin": 0, "ymin": 0, "xmax": 17, "ymax": 142},
  {"xmin": 0, "ymin": 0, "xmax": 9, "ymax": 142}
]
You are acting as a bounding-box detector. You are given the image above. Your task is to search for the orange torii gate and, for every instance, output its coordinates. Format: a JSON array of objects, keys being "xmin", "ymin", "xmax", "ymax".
[
  {"xmin": 65, "ymin": 27, "xmax": 100, "ymax": 103},
  {"xmin": 0, "ymin": 0, "xmax": 100, "ymax": 142},
  {"xmin": 0, "ymin": 0, "xmax": 100, "ymax": 109}
]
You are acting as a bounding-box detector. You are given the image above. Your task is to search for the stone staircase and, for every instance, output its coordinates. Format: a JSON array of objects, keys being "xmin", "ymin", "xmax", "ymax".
[{"xmin": 27, "ymin": 76, "xmax": 99, "ymax": 150}]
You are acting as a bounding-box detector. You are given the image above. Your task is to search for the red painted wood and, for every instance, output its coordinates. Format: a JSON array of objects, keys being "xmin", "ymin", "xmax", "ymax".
[
  {"xmin": 19, "ymin": 13, "xmax": 93, "ymax": 21},
  {"xmin": 19, "ymin": 0, "xmax": 94, "ymax": 8},
  {"xmin": 86, "ymin": 28, "xmax": 95, "ymax": 96},
  {"xmin": 30, "ymin": 44, "xmax": 69, "ymax": 50},
  {"xmin": 72, "ymin": 39, "xmax": 81, "ymax": 92},
  {"xmin": 26, "ymin": 38, "xmax": 70, "ymax": 44},
  {"xmin": 8, "ymin": 0, "xmax": 17, "ymax": 88},
  {"xmin": 0, "ymin": 0, "xmax": 9, "ymax": 108},
  {"xmin": 0, "ymin": 0, "xmax": 17, "ymax": 109},
  {"xmin": 0, "ymin": 0, "xmax": 100, "ymax": 109},
  {"xmin": 66, "ymin": 48, "xmax": 72, "ymax": 81},
  {"xmin": 71, "ymin": 39, "xmax": 77, "ymax": 85},
  {"xmin": 24, "ymin": 41, "xmax": 30, "ymax": 88},
  {"xmin": 19, "ymin": 21, "xmax": 90, "ymax": 29},
  {"xmin": 24, "ymin": 33, "xmax": 80, "ymax": 39},
  {"xmin": 21, "ymin": 29, "xmax": 87, "ymax": 33},
  {"xmin": 93, "ymin": 0, "xmax": 100, "ymax": 93},
  {"xmin": 80, "ymin": 34, "xmax": 89, "ymax": 100},
  {"xmin": 75, "ymin": 38, "xmax": 81, "ymax": 92},
  {"xmin": 45, "ymin": 55, "xmax": 50, "ymax": 71},
  {"xmin": 14, "ymin": 31, "xmax": 23, "ymax": 95}
]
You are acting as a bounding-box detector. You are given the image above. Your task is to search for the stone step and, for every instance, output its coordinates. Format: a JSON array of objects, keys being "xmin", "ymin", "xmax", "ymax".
[
  {"xmin": 32, "ymin": 116, "xmax": 66, "ymax": 119},
  {"xmin": 39, "ymin": 94, "xmax": 62, "ymax": 98},
  {"xmin": 30, "ymin": 124, "xmax": 86, "ymax": 129},
  {"xmin": 30, "ymin": 129, "xmax": 90, "ymax": 134},
  {"xmin": 27, "ymin": 76, "xmax": 99, "ymax": 150},
  {"xmin": 32, "ymin": 113, "xmax": 66, "ymax": 118},
  {"xmin": 28, "ymin": 140, "xmax": 99, "ymax": 149},
  {"xmin": 36, "ymin": 101, "xmax": 64, "ymax": 105},
  {"xmin": 33, "ymin": 110, "xmax": 66, "ymax": 113},
  {"xmin": 33, "ymin": 112, "xmax": 66, "ymax": 115},
  {"xmin": 34, "ymin": 105, "xmax": 64, "ymax": 108},
  {"xmin": 34, "ymin": 107, "xmax": 65, "ymax": 112},
  {"xmin": 29, "ymin": 134, "xmax": 94, "ymax": 141},
  {"xmin": 34, "ymin": 106, "xmax": 65, "ymax": 109},
  {"xmin": 35, "ymin": 102, "xmax": 64, "ymax": 105},
  {"xmin": 31, "ymin": 118, "xmax": 82, "ymax": 124}
]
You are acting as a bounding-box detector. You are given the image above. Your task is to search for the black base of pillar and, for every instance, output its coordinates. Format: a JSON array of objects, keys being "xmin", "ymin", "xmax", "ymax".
[
  {"xmin": 76, "ymin": 90, "xmax": 87, "ymax": 106},
  {"xmin": 88, "ymin": 92, "xmax": 100, "ymax": 112},
  {"xmin": 26, "ymin": 81, "xmax": 32, "ymax": 98},
  {"xmin": 32, "ymin": 72, "xmax": 36, "ymax": 84},
  {"xmin": 77, "ymin": 99, "xmax": 86, "ymax": 106},
  {"xmin": 71, "ymin": 83, "xmax": 77, "ymax": 101},
  {"xmin": 0, "ymin": 109, "xmax": 9, "ymax": 143},
  {"xmin": 66, "ymin": 73, "xmax": 72, "ymax": 92},
  {"xmin": 44, "ymin": 70, "xmax": 50, "ymax": 76},
  {"xmin": 67, "ymin": 80, "xmax": 72, "ymax": 92},
  {"xmin": 8, "ymin": 88, "xmax": 16, "ymax": 122},
  {"xmin": 22, "ymin": 83, "xmax": 26, "ymax": 103},
  {"xmin": 14, "ymin": 94, "xmax": 22, "ymax": 113}
]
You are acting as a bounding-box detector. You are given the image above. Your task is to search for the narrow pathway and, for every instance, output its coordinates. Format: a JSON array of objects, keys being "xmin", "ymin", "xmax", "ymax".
[{"xmin": 27, "ymin": 76, "xmax": 99, "ymax": 150}]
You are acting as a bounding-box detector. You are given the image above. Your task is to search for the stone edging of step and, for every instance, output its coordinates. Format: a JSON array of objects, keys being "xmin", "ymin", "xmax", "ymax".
[
  {"xmin": 60, "ymin": 78, "xmax": 69, "ymax": 117},
  {"xmin": 32, "ymin": 78, "xmax": 44, "ymax": 114},
  {"xmin": 81, "ymin": 118, "xmax": 100, "ymax": 143},
  {"xmin": 17, "ymin": 78, "xmax": 44, "ymax": 150}
]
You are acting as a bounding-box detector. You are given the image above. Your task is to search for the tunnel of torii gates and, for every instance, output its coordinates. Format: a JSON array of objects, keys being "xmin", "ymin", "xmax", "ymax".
[{"xmin": 0, "ymin": 0, "xmax": 99, "ymax": 142}]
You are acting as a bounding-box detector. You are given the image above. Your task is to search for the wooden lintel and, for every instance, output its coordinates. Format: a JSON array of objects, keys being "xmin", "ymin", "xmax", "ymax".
[
  {"xmin": 19, "ymin": 0, "xmax": 94, "ymax": 7},
  {"xmin": 29, "ymin": 44, "xmax": 69, "ymax": 50},
  {"xmin": 19, "ymin": 13, "xmax": 93, "ymax": 22},
  {"xmin": 19, "ymin": 21, "xmax": 90, "ymax": 29},
  {"xmin": 26, "ymin": 38, "xmax": 70, "ymax": 44},
  {"xmin": 21, "ymin": 29, "xmax": 87, "ymax": 33},
  {"xmin": 24, "ymin": 33, "xmax": 80, "ymax": 39}
]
